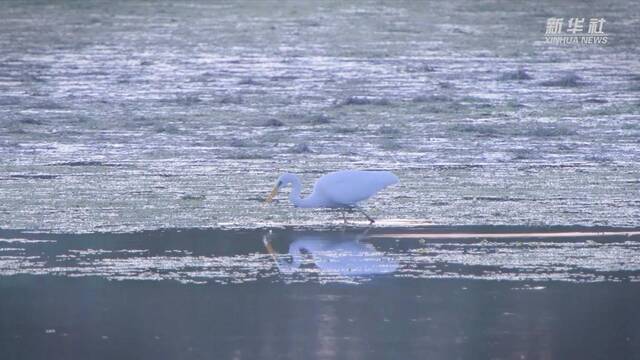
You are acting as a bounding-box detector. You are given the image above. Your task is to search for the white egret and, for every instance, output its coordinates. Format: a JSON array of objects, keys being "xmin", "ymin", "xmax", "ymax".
[{"xmin": 265, "ymin": 170, "xmax": 399, "ymax": 223}]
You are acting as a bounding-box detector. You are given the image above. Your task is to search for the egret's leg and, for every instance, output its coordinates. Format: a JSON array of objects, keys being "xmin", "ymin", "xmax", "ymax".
[
  {"xmin": 341, "ymin": 210, "xmax": 347, "ymax": 224},
  {"xmin": 355, "ymin": 226, "xmax": 372, "ymax": 242},
  {"xmin": 355, "ymin": 207, "xmax": 375, "ymax": 224}
]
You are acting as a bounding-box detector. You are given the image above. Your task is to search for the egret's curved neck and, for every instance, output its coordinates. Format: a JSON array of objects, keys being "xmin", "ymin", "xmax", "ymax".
[{"xmin": 287, "ymin": 175, "xmax": 317, "ymax": 208}]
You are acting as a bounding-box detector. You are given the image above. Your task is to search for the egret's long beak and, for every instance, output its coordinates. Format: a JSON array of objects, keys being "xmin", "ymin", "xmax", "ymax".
[
  {"xmin": 263, "ymin": 238, "xmax": 276, "ymax": 256},
  {"xmin": 262, "ymin": 236, "xmax": 283, "ymax": 273},
  {"xmin": 265, "ymin": 186, "xmax": 278, "ymax": 203}
]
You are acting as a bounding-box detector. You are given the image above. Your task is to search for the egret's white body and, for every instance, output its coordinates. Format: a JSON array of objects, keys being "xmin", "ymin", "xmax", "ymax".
[{"xmin": 266, "ymin": 170, "xmax": 399, "ymax": 223}]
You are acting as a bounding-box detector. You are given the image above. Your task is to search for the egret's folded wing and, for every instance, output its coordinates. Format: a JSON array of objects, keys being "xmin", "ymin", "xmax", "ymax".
[{"xmin": 316, "ymin": 170, "xmax": 398, "ymax": 205}]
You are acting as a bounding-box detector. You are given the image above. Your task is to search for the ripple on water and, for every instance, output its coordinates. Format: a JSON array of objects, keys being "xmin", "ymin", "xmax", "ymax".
[
  {"xmin": 0, "ymin": 230, "xmax": 638, "ymax": 285},
  {"xmin": 0, "ymin": 1, "xmax": 638, "ymax": 232}
]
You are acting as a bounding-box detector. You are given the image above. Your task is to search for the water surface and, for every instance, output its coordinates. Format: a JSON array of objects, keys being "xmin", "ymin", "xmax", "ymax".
[
  {"xmin": 1, "ymin": 0, "xmax": 639, "ymax": 232},
  {"xmin": 1, "ymin": 227, "xmax": 639, "ymax": 359}
]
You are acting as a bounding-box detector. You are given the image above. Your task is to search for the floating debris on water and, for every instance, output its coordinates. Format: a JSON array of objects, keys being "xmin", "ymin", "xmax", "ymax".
[
  {"xmin": 411, "ymin": 94, "xmax": 452, "ymax": 103},
  {"xmin": 219, "ymin": 95, "xmax": 243, "ymax": 104},
  {"xmin": 238, "ymin": 78, "xmax": 263, "ymax": 86},
  {"xmin": 289, "ymin": 143, "xmax": 313, "ymax": 153},
  {"xmin": 338, "ymin": 96, "xmax": 391, "ymax": 106},
  {"xmin": 521, "ymin": 123, "xmax": 577, "ymax": 137},
  {"xmin": 540, "ymin": 73, "xmax": 584, "ymax": 87},
  {"xmin": 498, "ymin": 69, "xmax": 532, "ymax": 81},
  {"xmin": 9, "ymin": 174, "xmax": 59, "ymax": 180},
  {"xmin": 404, "ymin": 63, "xmax": 436, "ymax": 73},
  {"xmin": 376, "ymin": 125, "xmax": 401, "ymax": 137},
  {"xmin": 262, "ymin": 118, "xmax": 285, "ymax": 127},
  {"xmin": 449, "ymin": 123, "xmax": 502, "ymax": 136},
  {"xmin": 180, "ymin": 194, "xmax": 206, "ymax": 201},
  {"xmin": 308, "ymin": 114, "xmax": 332, "ymax": 125}
]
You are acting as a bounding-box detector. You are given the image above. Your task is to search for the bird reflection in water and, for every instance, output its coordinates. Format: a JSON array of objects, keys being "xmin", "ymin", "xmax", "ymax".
[{"xmin": 263, "ymin": 228, "xmax": 398, "ymax": 280}]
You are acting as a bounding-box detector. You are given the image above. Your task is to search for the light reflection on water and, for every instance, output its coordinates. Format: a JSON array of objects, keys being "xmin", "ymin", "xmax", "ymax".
[
  {"xmin": 1, "ymin": 227, "xmax": 639, "ymax": 284},
  {"xmin": 263, "ymin": 229, "xmax": 398, "ymax": 282},
  {"xmin": 1, "ymin": 0, "xmax": 639, "ymax": 232},
  {"xmin": 1, "ymin": 228, "xmax": 640, "ymax": 359}
]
